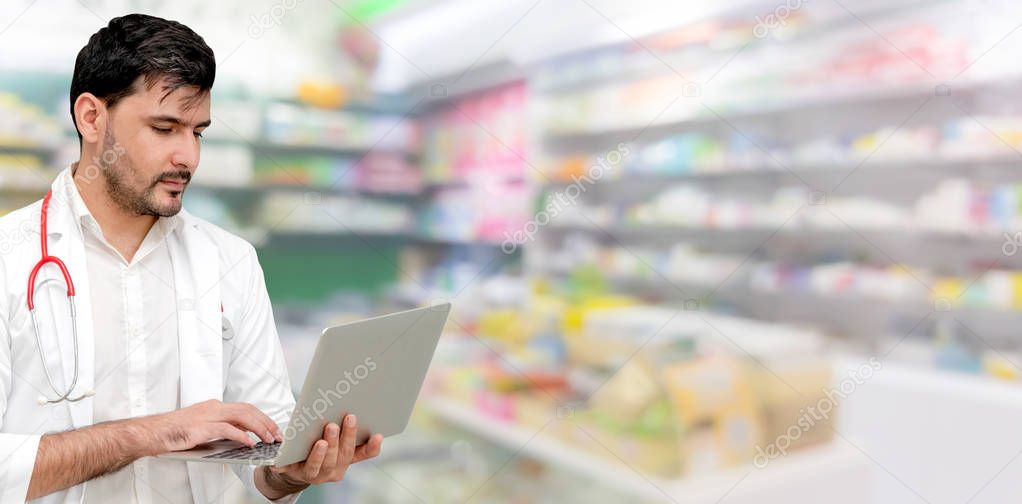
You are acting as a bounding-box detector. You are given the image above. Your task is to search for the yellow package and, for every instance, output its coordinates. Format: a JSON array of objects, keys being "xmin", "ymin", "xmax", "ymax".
[
  {"xmin": 589, "ymin": 360, "xmax": 661, "ymax": 424},
  {"xmin": 662, "ymin": 357, "xmax": 763, "ymax": 470}
]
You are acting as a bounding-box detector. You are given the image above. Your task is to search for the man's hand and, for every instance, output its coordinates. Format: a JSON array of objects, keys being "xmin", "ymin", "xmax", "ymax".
[
  {"xmin": 256, "ymin": 414, "xmax": 383, "ymax": 499},
  {"xmin": 144, "ymin": 399, "xmax": 283, "ymax": 455},
  {"xmin": 28, "ymin": 400, "xmax": 282, "ymax": 500}
]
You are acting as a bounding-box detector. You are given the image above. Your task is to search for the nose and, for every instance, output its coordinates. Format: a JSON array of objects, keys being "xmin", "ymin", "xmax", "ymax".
[{"xmin": 170, "ymin": 132, "xmax": 201, "ymax": 170}]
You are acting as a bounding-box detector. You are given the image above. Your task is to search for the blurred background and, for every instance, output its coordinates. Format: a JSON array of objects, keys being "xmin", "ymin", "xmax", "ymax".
[{"xmin": 3, "ymin": 0, "xmax": 1022, "ymax": 502}]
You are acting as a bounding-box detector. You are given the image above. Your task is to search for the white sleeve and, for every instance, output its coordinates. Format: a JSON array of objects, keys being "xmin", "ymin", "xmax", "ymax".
[
  {"xmin": 222, "ymin": 245, "xmax": 302, "ymax": 504},
  {"xmin": 0, "ymin": 257, "xmax": 42, "ymax": 504}
]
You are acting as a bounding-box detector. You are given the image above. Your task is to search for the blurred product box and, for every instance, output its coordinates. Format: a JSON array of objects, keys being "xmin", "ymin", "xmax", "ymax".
[
  {"xmin": 253, "ymin": 155, "xmax": 355, "ymax": 188},
  {"xmin": 195, "ymin": 144, "xmax": 253, "ymax": 186},
  {"xmin": 264, "ymin": 102, "xmax": 419, "ymax": 152},
  {"xmin": 570, "ymin": 305, "xmax": 696, "ymax": 368},
  {"xmin": 204, "ymin": 101, "xmax": 262, "ymax": 141},
  {"xmin": 749, "ymin": 357, "xmax": 836, "ymax": 456},
  {"xmin": 424, "ymin": 83, "xmax": 527, "ymax": 184},
  {"xmin": 354, "ymin": 153, "xmax": 423, "ymax": 194},
  {"xmin": 563, "ymin": 413, "xmax": 680, "ymax": 478},
  {"xmin": 662, "ymin": 356, "xmax": 763, "ymax": 473},
  {"xmin": 260, "ymin": 192, "xmax": 412, "ymax": 233}
]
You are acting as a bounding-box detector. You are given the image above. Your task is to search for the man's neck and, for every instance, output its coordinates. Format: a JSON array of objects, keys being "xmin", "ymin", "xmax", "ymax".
[{"xmin": 71, "ymin": 160, "xmax": 156, "ymax": 263}]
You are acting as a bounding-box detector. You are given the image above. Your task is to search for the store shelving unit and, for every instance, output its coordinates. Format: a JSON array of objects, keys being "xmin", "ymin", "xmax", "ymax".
[
  {"xmin": 205, "ymin": 138, "xmax": 419, "ymax": 159},
  {"xmin": 425, "ymin": 396, "xmax": 870, "ymax": 503},
  {"xmin": 0, "ymin": 144, "xmax": 58, "ymax": 158},
  {"xmin": 539, "ymin": 154, "xmax": 1022, "ymax": 186},
  {"xmin": 191, "ymin": 182, "xmax": 423, "ymax": 199},
  {"xmin": 367, "ymin": 3, "xmax": 1019, "ymax": 502},
  {"xmin": 542, "ymin": 73, "xmax": 1016, "ymax": 141},
  {"xmin": 530, "ymin": 0, "xmax": 1022, "ymax": 359}
]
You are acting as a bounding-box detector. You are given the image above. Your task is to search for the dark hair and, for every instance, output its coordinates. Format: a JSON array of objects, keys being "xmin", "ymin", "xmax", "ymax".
[{"xmin": 69, "ymin": 13, "xmax": 216, "ymax": 142}]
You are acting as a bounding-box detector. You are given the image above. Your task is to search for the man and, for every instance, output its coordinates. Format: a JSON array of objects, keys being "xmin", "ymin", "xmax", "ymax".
[{"xmin": 0, "ymin": 13, "xmax": 383, "ymax": 503}]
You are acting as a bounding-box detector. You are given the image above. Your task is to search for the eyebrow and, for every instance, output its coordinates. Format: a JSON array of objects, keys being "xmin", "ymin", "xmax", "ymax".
[{"xmin": 148, "ymin": 115, "xmax": 212, "ymax": 128}]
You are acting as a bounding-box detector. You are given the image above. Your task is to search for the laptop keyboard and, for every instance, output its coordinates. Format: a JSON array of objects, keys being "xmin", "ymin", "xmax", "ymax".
[{"xmin": 204, "ymin": 441, "xmax": 282, "ymax": 461}]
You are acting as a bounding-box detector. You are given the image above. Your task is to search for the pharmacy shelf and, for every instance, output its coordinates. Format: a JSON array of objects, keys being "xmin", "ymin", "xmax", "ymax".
[
  {"xmin": 424, "ymin": 175, "xmax": 528, "ymax": 191},
  {"xmin": 191, "ymin": 182, "xmax": 424, "ymax": 199},
  {"xmin": 412, "ymin": 59, "xmax": 526, "ymax": 107},
  {"xmin": 268, "ymin": 95, "xmax": 420, "ymax": 116},
  {"xmin": 260, "ymin": 227, "xmax": 513, "ymax": 249},
  {"xmin": 0, "ymin": 143, "xmax": 60, "ymax": 157},
  {"xmin": 541, "ymin": 267, "xmax": 1022, "ymax": 319},
  {"xmin": 424, "ymin": 397, "xmax": 870, "ymax": 503},
  {"xmin": 203, "ymin": 138, "xmax": 417, "ymax": 158},
  {"xmin": 541, "ymin": 154, "xmax": 1022, "ymax": 186},
  {"xmin": 0, "ymin": 181, "xmax": 49, "ymax": 195},
  {"xmin": 543, "ymin": 74, "xmax": 1018, "ymax": 142},
  {"xmin": 545, "ymin": 222, "xmax": 1010, "ymax": 243},
  {"xmin": 415, "ymin": 235, "xmax": 511, "ymax": 248},
  {"xmin": 266, "ymin": 227, "xmax": 419, "ymax": 240},
  {"xmin": 533, "ymin": 0, "xmax": 937, "ymax": 96},
  {"xmin": 252, "ymin": 141, "xmax": 417, "ymax": 158}
]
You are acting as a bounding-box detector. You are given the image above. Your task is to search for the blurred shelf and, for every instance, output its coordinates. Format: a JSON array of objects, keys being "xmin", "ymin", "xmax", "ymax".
[
  {"xmin": 0, "ymin": 143, "xmax": 58, "ymax": 157},
  {"xmin": 541, "ymin": 154, "xmax": 1022, "ymax": 186},
  {"xmin": 541, "ymin": 267, "xmax": 1022, "ymax": 320},
  {"xmin": 544, "ymin": 74, "xmax": 1019, "ymax": 142},
  {"xmin": 269, "ymin": 94, "xmax": 422, "ymax": 116},
  {"xmin": 424, "ymin": 396, "xmax": 868, "ymax": 502},
  {"xmin": 545, "ymin": 222, "xmax": 1011, "ymax": 243},
  {"xmin": 267, "ymin": 227, "xmax": 419, "ymax": 240},
  {"xmin": 191, "ymin": 182, "xmax": 424, "ymax": 199},
  {"xmin": 413, "ymin": 59, "xmax": 526, "ymax": 108},
  {"xmin": 424, "ymin": 175, "xmax": 528, "ymax": 190},
  {"xmin": 203, "ymin": 138, "xmax": 418, "ymax": 158},
  {"xmin": 256, "ymin": 227, "xmax": 514, "ymax": 249},
  {"xmin": 533, "ymin": 0, "xmax": 933, "ymax": 96},
  {"xmin": 0, "ymin": 181, "xmax": 49, "ymax": 195},
  {"xmin": 415, "ymin": 234, "xmax": 512, "ymax": 248},
  {"xmin": 253, "ymin": 141, "xmax": 418, "ymax": 158}
]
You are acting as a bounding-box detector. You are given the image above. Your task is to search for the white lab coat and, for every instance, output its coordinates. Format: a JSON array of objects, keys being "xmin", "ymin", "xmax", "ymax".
[{"xmin": 0, "ymin": 169, "xmax": 300, "ymax": 503}]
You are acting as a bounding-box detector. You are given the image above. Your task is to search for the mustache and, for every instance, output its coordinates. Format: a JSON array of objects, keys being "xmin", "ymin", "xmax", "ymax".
[{"xmin": 153, "ymin": 171, "xmax": 192, "ymax": 185}]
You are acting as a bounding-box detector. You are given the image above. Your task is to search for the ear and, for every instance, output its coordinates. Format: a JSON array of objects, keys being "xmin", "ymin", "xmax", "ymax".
[{"xmin": 73, "ymin": 92, "xmax": 106, "ymax": 144}]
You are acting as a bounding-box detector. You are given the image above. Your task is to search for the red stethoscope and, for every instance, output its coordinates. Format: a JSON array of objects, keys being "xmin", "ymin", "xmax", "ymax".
[
  {"xmin": 27, "ymin": 190, "xmax": 231, "ymax": 404},
  {"xmin": 28, "ymin": 190, "xmax": 92, "ymax": 404}
]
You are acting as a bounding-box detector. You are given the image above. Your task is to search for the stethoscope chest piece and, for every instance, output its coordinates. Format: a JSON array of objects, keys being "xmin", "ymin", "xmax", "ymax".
[{"xmin": 221, "ymin": 314, "xmax": 235, "ymax": 341}]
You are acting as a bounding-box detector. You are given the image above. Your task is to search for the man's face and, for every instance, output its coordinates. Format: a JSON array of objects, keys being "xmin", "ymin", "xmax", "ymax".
[{"xmin": 98, "ymin": 76, "xmax": 210, "ymax": 217}]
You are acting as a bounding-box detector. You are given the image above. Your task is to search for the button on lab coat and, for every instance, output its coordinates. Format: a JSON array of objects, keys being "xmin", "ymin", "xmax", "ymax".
[{"xmin": 0, "ymin": 169, "xmax": 300, "ymax": 503}]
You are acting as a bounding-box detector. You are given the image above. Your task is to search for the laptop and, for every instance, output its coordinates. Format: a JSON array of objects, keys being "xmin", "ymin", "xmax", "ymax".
[{"xmin": 157, "ymin": 303, "xmax": 451, "ymax": 466}]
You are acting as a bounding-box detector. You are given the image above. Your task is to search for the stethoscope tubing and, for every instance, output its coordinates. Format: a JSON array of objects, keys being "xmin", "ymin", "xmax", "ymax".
[{"xmin": 29, "ymin": 191, "xmax": 91, "ymax": 404}]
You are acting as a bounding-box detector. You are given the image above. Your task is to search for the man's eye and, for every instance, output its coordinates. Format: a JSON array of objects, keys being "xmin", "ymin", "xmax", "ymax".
[
  {"xmin": 153, "ymin": 126, "xmax": 172, "ymax": 134},
  {"xmin": 194, "ymin": 131, "xmax": 204, "ymax": 139}
]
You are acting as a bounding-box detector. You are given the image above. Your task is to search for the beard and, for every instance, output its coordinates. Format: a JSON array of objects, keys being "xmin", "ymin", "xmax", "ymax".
[{"xmin": 99, "ymin": 129, "xmax": 191, "ymax": 218}]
